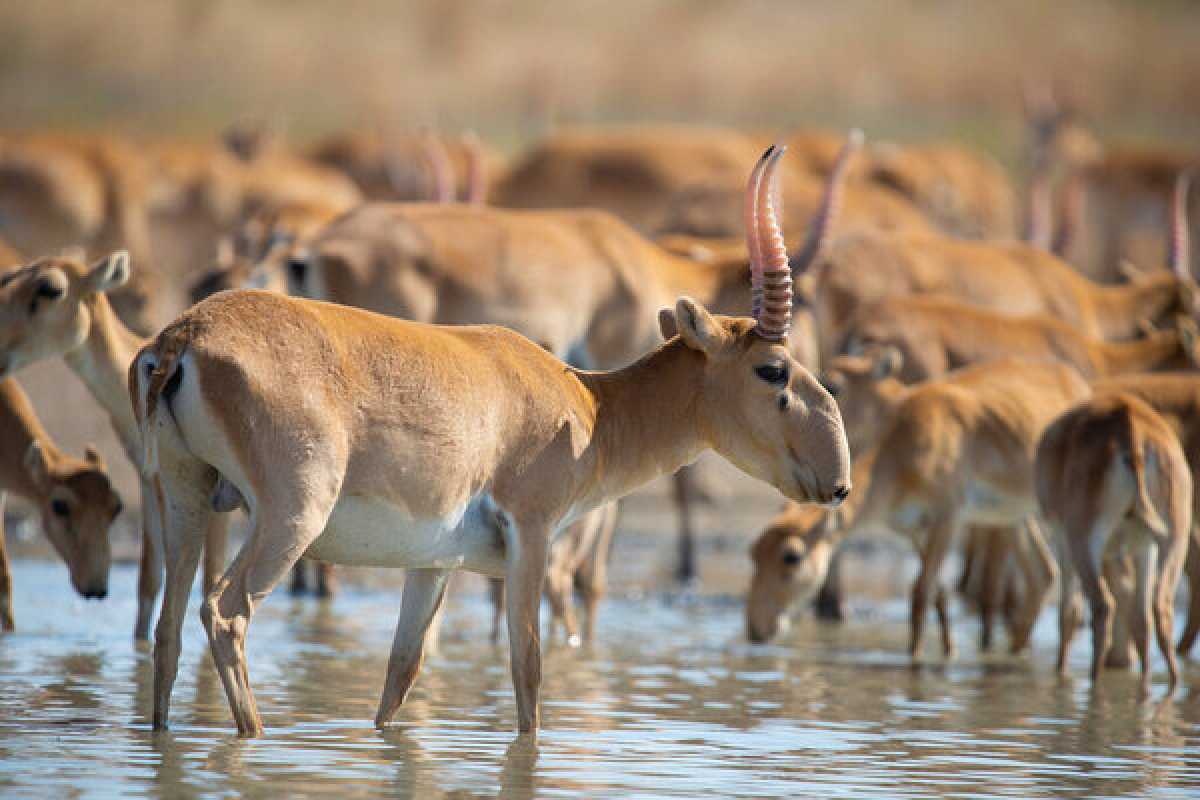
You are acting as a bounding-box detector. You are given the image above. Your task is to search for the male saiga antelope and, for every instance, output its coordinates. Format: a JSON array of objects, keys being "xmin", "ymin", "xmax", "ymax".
[
  {"xmin": 1036, "ymin": 393, "xmax": 1191, "ymax": 695},
  {"xmin": 0, "ymin": 377, "xmax": 122, "ymax": 630},
  {"xmin": 746, "ymin": 357, "xmax": 1089, "ymax": 656},
  {"xmin": 289, "ymin": 131, "xmax": 860, "ymax": 584},
  {"xmin": 133, "ymin": 145, "xmax": 850, "ymax": 736}
]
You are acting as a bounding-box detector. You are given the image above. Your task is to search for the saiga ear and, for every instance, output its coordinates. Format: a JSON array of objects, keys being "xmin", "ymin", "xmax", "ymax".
[
  {"xmin": 84, "ymin": 251, "xmax": 131, "ymax": 295},
  {"xmin": 673, "ymin": 297, "xmax": 725, "ymax": 355}
]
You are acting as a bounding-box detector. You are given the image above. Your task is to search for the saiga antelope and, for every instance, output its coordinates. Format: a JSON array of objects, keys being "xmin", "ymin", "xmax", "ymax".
[
  {"xmin": 1036, "ymin": 393, "xmax": 1191, "ymax": 695},
  {"xmin": 288, "ymin": 132, "xmax": 860, "ymax": 583},
  {"xmin": 0, "ymin": 377, "xmax": 122, "ymax": 630},
  {"xmin": 0, "ymin": 252, "xmax": 223, "ymax": 640},
  {"xmin": 1089, "ymin": 373, "xmax": 1200, "ymax": 658},
  {"xmin": 746, "ymin": 357, "xmax": 1089, "ymax": 656},
  {"xmin": 804, "ymin": 226, "xmax": 1197, "ymax": 369},
  {"xmin": 133, "ymin": 145, "xmax": 850, "ymax": 735}
]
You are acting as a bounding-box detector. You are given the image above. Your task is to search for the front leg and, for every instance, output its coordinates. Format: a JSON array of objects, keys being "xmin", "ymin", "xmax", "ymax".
[
  {"xmin": 910, "ymin": 513, "xmax": 957, "ymax": 660},
  {"xmin": 504, "ymin": 515, "xmax": 550, "ymax": 734},
  {"xmin": 374, "ymin": 568, "xmax": 451, "ymax": 728},
  {"xmin": 0, "ymin": 493, "xmax": 13, "ymax": 632}
]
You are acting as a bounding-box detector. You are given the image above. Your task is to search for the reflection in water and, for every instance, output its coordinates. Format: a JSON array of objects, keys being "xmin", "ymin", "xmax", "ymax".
[{"xmin": 0, "ymin": 558, "xmax": 1198, "ymax": 797}]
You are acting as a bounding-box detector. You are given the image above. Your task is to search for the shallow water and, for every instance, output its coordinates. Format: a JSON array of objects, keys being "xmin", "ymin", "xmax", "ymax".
[{"xmin": 2, "ymin": 556, "xmax": 1200, "ymax": 799}]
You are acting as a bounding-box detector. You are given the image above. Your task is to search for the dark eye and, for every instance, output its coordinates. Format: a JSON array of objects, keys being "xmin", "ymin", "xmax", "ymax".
[
  {"xmin": 51, "ymin": 499, "xmax": 70, "ymax": 517},
  {"xmin": 755, "ymin": 364, "xmax": 788, "ymax": 385},
  {"xmin": 782, "ymin": 550, "xmax": 802, "ymax": 566}
]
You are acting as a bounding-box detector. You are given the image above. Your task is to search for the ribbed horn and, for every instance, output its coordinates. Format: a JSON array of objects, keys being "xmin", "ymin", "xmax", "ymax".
[
  {"xmin": 462, "ymin": 131, "xmax": 488, "ymax": 205},
  {"xmin": 745, "ymin": 146, "xmax": 773, "ymax": 322},
  {"xmin": 421, "ymin": 133, "xmax": 455, "ymax": 203},
  {"xmin": 789, "ymin": 129, "xmax": 862, "ymax": 276},
  {"xmin": 1169, "ymin": 171, "xmax": 1192, "ymax": 280},
  {"xmin": 754, "ymin": 145, "xmax": 792, "ymax": 341}
]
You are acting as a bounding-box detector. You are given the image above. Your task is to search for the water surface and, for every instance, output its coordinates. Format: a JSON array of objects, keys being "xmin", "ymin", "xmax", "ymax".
[{"xmin": 2, "ymin": 550, "xmax": 1199, "ymax": 798}]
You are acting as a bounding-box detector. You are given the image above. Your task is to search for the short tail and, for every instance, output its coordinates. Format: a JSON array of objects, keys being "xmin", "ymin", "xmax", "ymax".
[
  {"xmin": 1121, "ymin": 410, "xmax": 1169, "ymax": 537},
  {"xmin": 129, "ymin": 334, "xmax": 189, "ymax": 478}
]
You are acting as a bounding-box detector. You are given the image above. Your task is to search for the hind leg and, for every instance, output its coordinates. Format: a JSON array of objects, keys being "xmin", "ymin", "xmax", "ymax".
[
  {"xmin": 1065, "ymin": 520, "xmax": 1116, "ymax": 683},
  {"xmin": 201, "ymin": 471, "xmax": 341, "ymax": 737},
  {"xmin": 202, "ymin": 513, "xmax": 229, "ymax": 596},
  {"xmin": 374, "ymin": 568, "xmax": 451, "ymax": 728},
  {"xmin": 1009, "ymin": 518, "xmax": 1058, "ymax": 654},
  {"xmin": 1155, "ymin": 530, "xmax": 1188, "ymax": 693},
  {"xmin": 1176, "ymin": 525, "xmax": 1200, "ymax": 656},
  {"xmin": 152, "ymin": 468, "xmax": 212, "ymax": 731},
  {"xmin": 1129, "ymin": 539, "xmax": 1156, "ymax": 698},
  {"xmin": 135, "ymin": 476, "xmax": 164, "ymax": 642},
  {"xmin": 1053, "ymin": 530, "xmax": 1082, "ymax": 674}
]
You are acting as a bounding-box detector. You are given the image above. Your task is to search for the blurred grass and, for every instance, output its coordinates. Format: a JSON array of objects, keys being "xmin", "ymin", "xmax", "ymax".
[{"xmin": 1, "ymin": 0, "xmax": 1198, "ymax": 159}]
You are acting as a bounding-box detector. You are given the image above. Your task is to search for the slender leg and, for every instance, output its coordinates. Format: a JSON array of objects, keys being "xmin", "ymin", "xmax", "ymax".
[
  {"xmin": 505, "ymin": 518, "xmax": 549, "ymax": 733},
  {"xmin": 201, "ymin": 476, "xmax": 340, "ymax": 737},
  {"xmin": 374, "ymin": 568, "xmax": 451, "ymax": 728},
  {"xmin": 575, "ymin": 503, "xmax": 617, "ymax": 644},
  {"xmin": 202, "ymin": 513, "xmax": 229, "ymax": 596},
  {"xmin": 489, "ymin": 578, "xmax": 505, "ymax": 644},
  {"xmin": 976, "ymin": 527, "xmax": 1008, "ymax": 651},
  {"xmin": 290, "ymin": 561, "xmax": 310, "ymax": 595},
  {"xmin": 1103, "ymin": 552, "xmax": 1135, "ymax": 668},
  {"xmin": 1054, "ymin": 531, "xmax": 1082, "ymax": 674},
  {"xmin": 544, "ymin": 541, "xmax": 580, "ymax": 646},
  {"xmin": 934, "ymin": 586, "xmax": 955, "ymax": 658},
  {"xmin": 814, "ymin": 546, "xmax": 846, "ymax": 622},
  {"xmin": 671, "ymin": 467, "xmax": 698, "ymax": 584},
  {"xmin": 1065, "ymin": 521, "xmax": 1115, "ymax": 683},
  {"xmin": 1175, "ymin": 525, "xmax": 1200, "ymax": 656},
  {"xmin": 909, "ymin": 515, "xmax": 957, "ymax": 659},
  {"xmin": 0, "ymin": 494, "xmax": 13, "ymax": 632},
  {"xmin": 135, "ymin": 476, "xmax": 164, "ymax": 642},
  {"xmin": 1008, "ymin": 518, "xmax": 1058, "ymax": 654},
  {"xmin": 1155, "ymin": 550, "xmax": 1184, "ymax": 694},
  {"xmin": 1129, "ymin": 540, "xmax": 1156, "ymax": 698},
  {"xmin": 152, "ymin": 474, "xmax": 210, "ymax": 731},
  {"xmin": 315, "ymin": 563, "xmax": 336, "ymax": 598}
]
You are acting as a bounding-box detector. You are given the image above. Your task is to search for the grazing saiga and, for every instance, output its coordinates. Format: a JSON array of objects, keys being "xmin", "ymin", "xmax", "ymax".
[
  {"xmin": 0, "ymin": 252, "xmax": 222, "ymax": 639},
  {"xmin": 0, "ymin": 377, "xmax": 123, "ymax": 630},
  {"xmin": 747, "ymin": 357, "xmax": 1089, "ymax": 656},
  {"xmin": 133, "ymin": 145, "xmax": 851, "ymax": 735}
]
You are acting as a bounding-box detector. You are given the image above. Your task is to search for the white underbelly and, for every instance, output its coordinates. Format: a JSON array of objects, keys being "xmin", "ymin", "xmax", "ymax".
[{"xmin": 303, "ymin": 493, "xmax": 507, "ymax": 577}]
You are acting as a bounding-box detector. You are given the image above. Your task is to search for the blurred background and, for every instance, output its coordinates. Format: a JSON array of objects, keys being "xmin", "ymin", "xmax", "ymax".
[
  {"xmin": 2, "ymin": 0, "xmax": 1198, "ymax": 553},
  {"xmin": 2, "ymin": 0, "xmax": 1198, "ymax": 156}
]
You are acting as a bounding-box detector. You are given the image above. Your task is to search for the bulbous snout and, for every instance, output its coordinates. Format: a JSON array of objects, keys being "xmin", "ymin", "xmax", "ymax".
[{"xmin": 80, "ymin": 585, "xmax": 108, "ymax": 600}]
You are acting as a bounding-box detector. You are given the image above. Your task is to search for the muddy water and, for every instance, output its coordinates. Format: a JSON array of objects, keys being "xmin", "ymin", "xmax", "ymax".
[{"xmin": 2, "ymin": 539, "xmax": 1200, "ymax": 798}]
